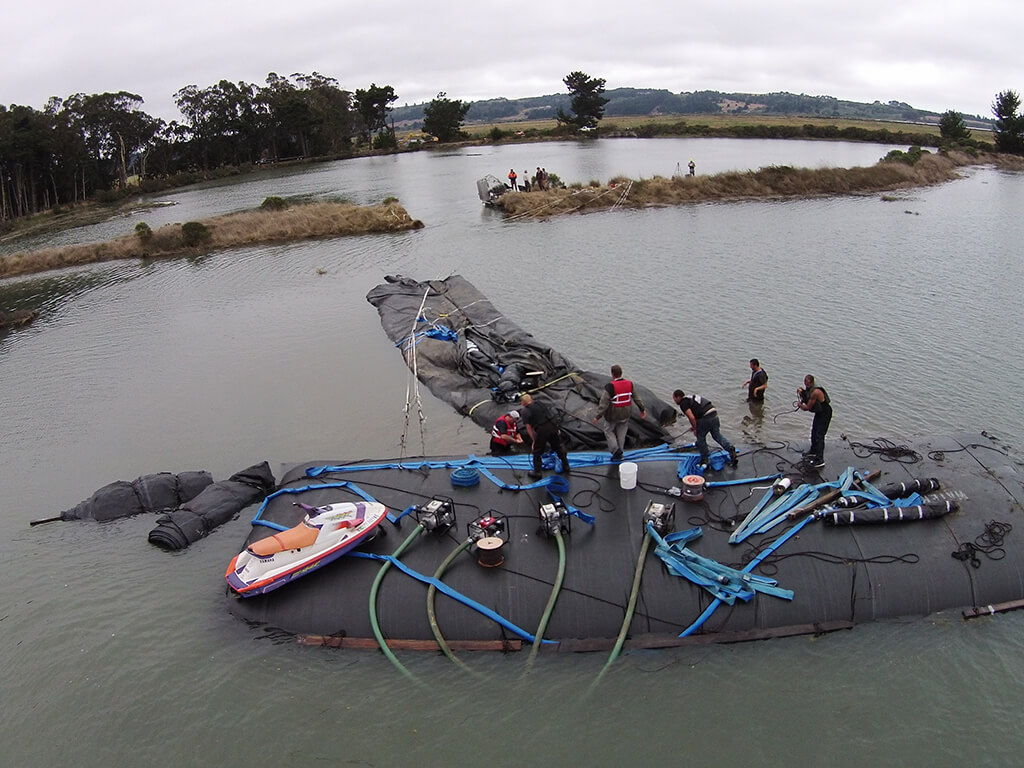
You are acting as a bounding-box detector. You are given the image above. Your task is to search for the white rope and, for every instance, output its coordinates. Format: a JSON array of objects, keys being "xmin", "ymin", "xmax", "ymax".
[{"xmin": 399, "ymin": 286, "xmax": 431, "ymax": 461}]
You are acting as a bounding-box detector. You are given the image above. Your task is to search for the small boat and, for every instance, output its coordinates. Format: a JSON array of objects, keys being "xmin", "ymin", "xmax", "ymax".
[{"xmin": 225, "ymin": 501, "xmax": 387, "ymax": 596}]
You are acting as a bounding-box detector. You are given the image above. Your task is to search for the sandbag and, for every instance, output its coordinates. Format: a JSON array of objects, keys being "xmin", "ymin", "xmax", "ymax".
[
  {"xmin": 148, "ymin": 462, "xmax": 276, "ymax": 551},
  {"xmin": 59, "ymin": 471, "xmax": 214, "ymax": 522}
]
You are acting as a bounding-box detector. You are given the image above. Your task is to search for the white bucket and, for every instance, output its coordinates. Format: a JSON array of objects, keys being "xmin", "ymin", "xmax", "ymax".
[{"xmin": 619, "ymin": 461, "xmax": 638, "ymax": 490}]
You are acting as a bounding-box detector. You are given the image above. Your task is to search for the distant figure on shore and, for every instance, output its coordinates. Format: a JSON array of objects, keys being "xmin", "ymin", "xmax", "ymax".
[
  {"xmin": 522, "ymin": 170, "xmax": 531, "ymax": 192},
  {"xmin": 688, "ymin": 159, "xmax": 696, "ymax": 176},
  {"xmin": 508, "ymin": 168, "xmax": 518, "ymax": 191}
]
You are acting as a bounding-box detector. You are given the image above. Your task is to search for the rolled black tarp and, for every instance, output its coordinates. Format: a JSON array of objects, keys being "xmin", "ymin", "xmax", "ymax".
[
  {"xmin": 366, "ymin": 275, "xmax": 675, "ymax": 451},
  {"xmin": 56, "ymin": 471, "xmax": 214, "ymax": 523},
  {"xmin": 821, "ymin": 501, "xmax": 959, "ymax": 526},
  {"xmin": 147, "ymin": 462, "xmax": 276, "ymax": 551}
]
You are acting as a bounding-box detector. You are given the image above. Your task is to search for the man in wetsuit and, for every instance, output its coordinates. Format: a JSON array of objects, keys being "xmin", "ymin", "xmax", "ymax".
[
  {"xmin": 593, "ymin": 364, "xmax": 647, "ymax": 461},
  {"xmin": 519, "ymin": 393, "xmax": 570, "ymax": 480},
  {"xmin": 797, "ymin": 374, "xmax": 832, "ymax": 469},
  {"xmin": 742, "ymin": 358, "xmax": 768, "ymax": 402},
  {"xmin": 673, "ymin": 389, "xmax": 738, "ymax": 469}
]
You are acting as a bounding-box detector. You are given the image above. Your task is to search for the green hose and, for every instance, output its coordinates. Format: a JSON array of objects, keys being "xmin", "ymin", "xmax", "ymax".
[
  {"xmin": 427, "ymin": 538, "xmax": 475, "ymax": 673},
  {"xmin": 368, "ymin": 523, "xmax": 424, "ymax": 681},
  {"xmin": 527, "ymin": 528, "xmax": 566, "ymax": 667},
  {"xmin": 595, "ymin": 531, "xmax": 652, "ymax": 684}
]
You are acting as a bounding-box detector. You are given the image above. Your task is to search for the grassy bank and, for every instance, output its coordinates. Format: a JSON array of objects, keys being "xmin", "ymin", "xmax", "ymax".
[
  {"xmin": 0, "ymin": 199, "xmax": 423, "ymax": 281},
  {"xmin": 497, "ymin": 149, "xmax": 1020, "ymax": 218}
]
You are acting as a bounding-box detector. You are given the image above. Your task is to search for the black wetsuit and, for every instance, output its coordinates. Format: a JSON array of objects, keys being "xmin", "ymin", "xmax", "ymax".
[
  {"xmin": 805, "ymin": 386, "xmax": 832, "ymax": 462},
  {"xmin": 748, "ymin": 368, "xmax": 768, "ymax": 402}
]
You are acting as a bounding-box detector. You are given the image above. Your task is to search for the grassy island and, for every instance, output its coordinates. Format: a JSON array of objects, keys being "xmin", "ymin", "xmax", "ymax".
[
  {"xmin": 496, "ymin": 149, "xmax": 1022, "ymax": 219},
  {"xmin": 0, "ymin": 198, "xmax": 423, "ymax": 281}
]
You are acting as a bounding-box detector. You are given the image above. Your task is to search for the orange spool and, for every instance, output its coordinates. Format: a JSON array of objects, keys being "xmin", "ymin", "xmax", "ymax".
[{"xmin": 682, "ymin": 474, "xmax": 706, "ymax": 502}]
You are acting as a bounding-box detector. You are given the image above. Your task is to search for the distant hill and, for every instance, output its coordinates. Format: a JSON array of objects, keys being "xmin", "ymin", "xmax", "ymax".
[{"xmin": 391, "ymin": 88, "xmax": 992, "ymax": 130}]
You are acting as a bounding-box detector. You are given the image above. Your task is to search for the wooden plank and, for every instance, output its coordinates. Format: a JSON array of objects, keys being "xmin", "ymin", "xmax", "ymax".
[{"xmin": 297, "ymin": 635, "xmax": 523, "ymax": 652}]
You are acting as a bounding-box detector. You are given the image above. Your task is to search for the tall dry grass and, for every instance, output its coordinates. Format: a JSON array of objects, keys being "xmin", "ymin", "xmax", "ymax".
[
  {"xmin": 0, "ymin": 200, "xmax": 423, "ymax": 281},
  {"xmin": 498, "ymin": 150, "xmax": 996, "ymax": 219}
]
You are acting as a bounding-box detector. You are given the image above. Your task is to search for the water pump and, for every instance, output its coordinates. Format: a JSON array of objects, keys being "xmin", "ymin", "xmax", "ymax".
[
  {"xmin": 468, "ymin": 510, "xmax": 507, "ymax": 542},
  {"xmin": 538, "ymin": 500, "xmax": 571, "ymax": 537},
  {"xmin": 643, "ymin": 500, "xmax": 676, "ymax": 537},
  {"xmin": 415, "ymin": 496, "xmax": 456, "ymax": 532}
]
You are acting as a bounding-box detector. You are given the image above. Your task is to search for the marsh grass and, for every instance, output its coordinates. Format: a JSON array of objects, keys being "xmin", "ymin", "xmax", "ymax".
[
  {"xmin": 498, "ymin": 150, "xmax": 1017, "ymax": 218},
  {"xmin": 0, "ymin": 200, "xmax": 423, "ymax": 280}
]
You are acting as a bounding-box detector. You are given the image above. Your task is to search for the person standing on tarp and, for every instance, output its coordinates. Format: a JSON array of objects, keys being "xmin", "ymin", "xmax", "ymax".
[
  {"xmin": 519, "ymin": 394, "xmax": 570, "ymax": 479},
  {"xmin": 797, "ymin": 374, "xmax": 832, "ymax": 469},
  {"xmin": 508, "ymin": 168, "xmax": 518, "ymax": 191},
  {"xmin": 673, "ymin": 389, "xmax": 738, "ymax": 469},
  {"xmin": 490, "ymin": 410, "xmax": 524, "ymax": 455},
  {"xmin": 593, "ymin": 364, "xmax": 646, "ymax": 461}
]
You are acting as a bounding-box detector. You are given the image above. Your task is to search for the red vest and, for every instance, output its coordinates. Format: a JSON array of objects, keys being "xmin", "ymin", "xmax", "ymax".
[
  {"xmin": 491, "ymin": 414, "xmax": 518, "ymax": 443},
  {"xmin": 611, "ymin": 378, "xmax": 633, "ymax": 408}
]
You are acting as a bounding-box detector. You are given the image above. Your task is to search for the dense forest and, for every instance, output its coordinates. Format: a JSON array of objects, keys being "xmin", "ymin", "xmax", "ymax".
[{"xmin": 0, "ymin": 75, "xmax": 997, "ymax": 228}]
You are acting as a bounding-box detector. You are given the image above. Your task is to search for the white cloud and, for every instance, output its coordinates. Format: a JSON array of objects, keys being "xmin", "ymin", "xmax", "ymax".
[{"xmin": 4, "ymin": 0, "xmax": 1022, "ymax": 122}]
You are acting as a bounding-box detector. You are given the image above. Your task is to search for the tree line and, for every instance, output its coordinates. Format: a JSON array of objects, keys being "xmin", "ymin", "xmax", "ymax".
[
  {"xmin": 0, "ymin": 72, "xmax": 408, "ymax": 225},
  {"xmin": 4, "ymin": 69, "xmax": 1024, "ymax": 227}
]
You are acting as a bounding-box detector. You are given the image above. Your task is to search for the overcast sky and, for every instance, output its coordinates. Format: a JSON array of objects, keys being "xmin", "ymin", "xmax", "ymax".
[{"xmin": 5, "ymin": 1, "xmax": 1022, "ymax": 123}]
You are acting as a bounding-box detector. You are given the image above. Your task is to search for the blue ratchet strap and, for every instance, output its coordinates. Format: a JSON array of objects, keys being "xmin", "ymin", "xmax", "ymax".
[{"xmin": 348, "ymin": 551, "xmax": 555, "ymax": 645}]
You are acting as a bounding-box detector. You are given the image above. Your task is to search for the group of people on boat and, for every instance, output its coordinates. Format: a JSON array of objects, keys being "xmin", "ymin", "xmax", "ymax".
[{"xmin": 489, "ymin": 360, "xmax": 832, "ymax": 475}]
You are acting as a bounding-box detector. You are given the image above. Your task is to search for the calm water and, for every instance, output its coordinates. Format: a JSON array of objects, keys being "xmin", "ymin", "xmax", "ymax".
[{"xmin": 3, "ymin": 138, "xmax": 1024, "ymax": 767}]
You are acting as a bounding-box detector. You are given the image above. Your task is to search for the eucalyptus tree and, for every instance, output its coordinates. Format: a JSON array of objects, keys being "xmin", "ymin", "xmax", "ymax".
[
  {"xmin": 61, "ymin": 91, "xmax": 161, "ymax": 189},
  {"xmin": 290, "ymin": 72, "xmax": 355, "ymax": 156},
  {"xmin": 174, "ymin": 80, "xmax": 265, "ymax": 169},
  {"xmin": 353, "ymin": 83, "xmax": 397, "ymax": 143}
]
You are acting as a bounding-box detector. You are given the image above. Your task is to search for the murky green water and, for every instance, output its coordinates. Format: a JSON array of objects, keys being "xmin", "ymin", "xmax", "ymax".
[{"xmin": 2, "ymin": 138, "xmax": 1023, "ymax": 767}]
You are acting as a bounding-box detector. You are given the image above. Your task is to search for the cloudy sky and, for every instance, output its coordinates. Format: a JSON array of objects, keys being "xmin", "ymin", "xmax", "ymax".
[{"xmin": 5, "ymin": 0, "xmax": 1022, "ymax": 123}]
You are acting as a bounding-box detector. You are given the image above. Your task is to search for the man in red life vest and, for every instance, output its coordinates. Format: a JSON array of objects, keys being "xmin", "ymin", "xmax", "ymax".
[
  {"xmin": 490, "ymin": 410, "xmax": 524, "ymax": 455},
  {"xmin": 593, "ymin": 364, "xmax": 646, "ymax": 461},
  {"xmin": 508, "ymin": 168, "xmax": 518, "ymax": 191}
]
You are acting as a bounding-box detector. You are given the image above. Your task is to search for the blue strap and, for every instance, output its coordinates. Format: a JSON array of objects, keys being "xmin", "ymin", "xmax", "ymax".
[
  {"xmin": 545, "ymin": 488, "xmax": 595, "ymax": 525},
  {"xmin": 349, "ymin": 551, "xmax": 555, "ymax": 645},
  {"xmin": 250, "ymin": 482, "xmax": 379, "ymax": 531},
  {"xmin": 677, "ymin": 514, "xmax": 813, "ymax": 637},
  {"xmin": 706, "ymin": 473, "xmax": 782, "ymax": 488}
]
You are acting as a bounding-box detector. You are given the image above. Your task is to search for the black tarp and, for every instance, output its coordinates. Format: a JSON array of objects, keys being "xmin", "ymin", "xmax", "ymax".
[
  {"xmin": 59, "ymin": 471, "xmax": 214, "ymax": 522},
  {"xmin": 366, "ymin": 275, "xmax": 676, "ymax": 450},
  {"xmin": 147, "ymin": 462, "xmax": 276, "ymax": 551},
  {"xmin": 228, "ymin": 433, "xmax": 1024, "ymax": 646}
]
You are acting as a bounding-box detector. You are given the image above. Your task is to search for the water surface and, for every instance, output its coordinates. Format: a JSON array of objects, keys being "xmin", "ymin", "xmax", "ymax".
[{"xmin": 2, "ymin": 138, "xmax": 1022, "ymax": 767}]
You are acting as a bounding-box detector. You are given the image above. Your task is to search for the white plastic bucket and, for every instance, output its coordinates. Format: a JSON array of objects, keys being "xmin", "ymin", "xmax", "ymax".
[{"xmin": 619, "ymin": 462, "xmax": 638, "ymax": 490}]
